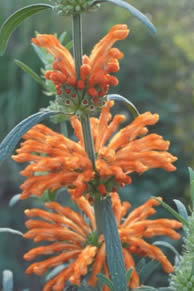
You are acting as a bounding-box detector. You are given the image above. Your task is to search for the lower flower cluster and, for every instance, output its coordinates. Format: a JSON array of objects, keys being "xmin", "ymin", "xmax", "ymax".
[{"xmin": 23, "ymin": 193, "xmax": 182, "ymax": 291}]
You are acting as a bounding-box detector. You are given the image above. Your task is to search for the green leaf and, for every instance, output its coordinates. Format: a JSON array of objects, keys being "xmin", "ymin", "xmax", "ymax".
[
  {"xmin": 59, "ymin": 31, "xmax": 67, "ymax": 43},
  {"xmin": 46, "ymin": 264, "xmax": 66, "ymax": 281},
  {"xmin": 96, "ymin": 273, "xmax": 115, "ymax": 291},
  {"xmin": 138, "ymin": 260, "xmax": 159, "ymax": 284},
  {"xmin": 2, "ymin": 270, "xmax": 13, "ymax": 291},
  {"xmin": 9, "ymin": 193, "xmax": 21, "ymax": 207},
  {"xmin": 0, "ymin": 3, "xmax": 53, "ymax": 55},
  {"xmin": 126, "ymin": 268, "xmax": 133, "ymax": 285},
  {"xmin": 0, "ymin": 111, "xmax": 58, "ymax": 163},
  {"xmin": 153, "ymin": 241, "xmax": 181, "ymax": 259},
  {"xmin": 173, "ymin": 199, "xmax": 189, "ymax": 222},
  {"xmin": 101, "ymin": 196, "xmax": 127, "ymax": 291},
  {"xmin": 101, "ymin": 0, "xmax": 156, "ymax": 34},
  {"xmin": 136, "ymin": 258, "xmax": 146, "ymax": 273},
  {"xmin": 134, "ymin": 287, "xmax": 157, "ymax": 291},
  {"xmin": 158, "ymin": 288, "xmax": 175, "ymax": 291},
  {"xmin": 0, "ymin": 228, "xmax": 23, "ymax": 236},
  {"xmin": 107, "ymin": 94, "xmax": 139, "ymax": 118},
  {"xmin": 188, "ymin": 167, "xmax": 194, "ymax": 209},
  {"xmin": 154, "ymin": 197, "xmax": 189, "ymax": 226},
  {"xmin": 15, "ymin": 59, "xmax": 44, "ymax": 86}
]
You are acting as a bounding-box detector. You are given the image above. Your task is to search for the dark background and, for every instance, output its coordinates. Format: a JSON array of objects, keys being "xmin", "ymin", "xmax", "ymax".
[{"xmin": 0, "ymin": 0, "xmax": 193, "ymax": 289}]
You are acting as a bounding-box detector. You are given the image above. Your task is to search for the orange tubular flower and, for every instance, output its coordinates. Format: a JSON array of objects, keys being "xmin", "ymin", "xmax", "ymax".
[
  {"xmin": 12, "ymin": 124, "xmax": 94, "ymax": 199},
  {"xmin": 23, "ymin": 194, "xmax": 182, "ymax": 290},
  {"xmin": 32, "ymin": 25, "xmax": 129, "ymax": 112},
  {"xmin": 12, "ymin": 101, "xmax": 177, "ymax": 199}
]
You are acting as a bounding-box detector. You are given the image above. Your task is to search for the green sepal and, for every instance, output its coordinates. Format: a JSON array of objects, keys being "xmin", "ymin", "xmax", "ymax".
[
  {"xmin": 0, "ymin": 4, "xmax": 53, "ymax": 55},
  {"xmin": 39, "ymin": 189, "xmax": 58, "ymax": 202},
  {"xmin": 126, "ymin": 267, "xmax": 134, "ymax": 285},
  {"xmin": 100, "ymin": 0, "xmax": 156, "ymax": 34},
  {"xmin": 0, "ymin": 111, "xmax": 58, "ymax": 163},
  {"xmin": 2, "ymin": 270, "xmax": 13, "ymax": 291},
  {"xmin": 107, "ymin": 94, "xmax": 139, "ymax": 118},
  {"xmin": 153, "ymin": 241, "xmax": 181, "ymax": 259},
  {"xmin": 154, "ymin": 197, "xmax": 189, "ymax": 227},
  {"xmin": 15, "ymin": 59, "xmax": 44, "ymax": 86},
  {"xmin": 173, "ymin": 199, "xmax": 189, "ymax": 222},
  {"xmin": 96, "ymin": 273, "xmax": 115, "ymax": 291},
  {"xmin": 0, "ymin": 228, "xmax": 23, "ymax": 236},
  {"xmin": 188, "ymin": 167, "xmax": 194, "ymax": 209},
  {"xmin": 101, "ymin": 196, "xmax": 127, "ymax": 291}
]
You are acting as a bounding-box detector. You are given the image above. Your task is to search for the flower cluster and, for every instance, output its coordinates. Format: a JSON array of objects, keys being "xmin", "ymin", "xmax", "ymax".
[
  {"xmin": 12, "ymin": 101, "xmax": 177, "ymax": 199},
  {"xmin": 23, "ymin": 193, "xmax": 182, "ymax": 291},
  {"xmin": 32, "ymin": 25, "xmax": 129, "ymax": 114}
]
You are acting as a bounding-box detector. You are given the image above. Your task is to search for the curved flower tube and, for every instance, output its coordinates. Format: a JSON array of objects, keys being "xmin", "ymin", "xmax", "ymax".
[
  {"xmin": 23, "ymin": 194, "xmax": 182, "ymax": 290},
  {"xmin": 32, "ymin": 25, "xmax": 129, "ymax": 113},
  {"xmin": 12, "ymin": 101, "xmax": 177, "ymax": 199}
]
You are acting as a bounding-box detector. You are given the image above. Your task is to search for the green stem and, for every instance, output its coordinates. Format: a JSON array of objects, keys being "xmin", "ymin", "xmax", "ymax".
[
  {"xmin": 93, "ymin": 195, "xmax": 102, "ymax": 236},
  {"xmin": 72, "ymin": 14, "xmax": 96, "ymax": 167},
  {"xmin": 72, "ymin": 14, "xmax": 101, "ymax": 236},
  {"xmin": 72, "ymin": 14, "xmax": 82, "ymax": 79},
  {"xmin": 80, "ymin": 114, "xmax": 96, "ymax": 169}
]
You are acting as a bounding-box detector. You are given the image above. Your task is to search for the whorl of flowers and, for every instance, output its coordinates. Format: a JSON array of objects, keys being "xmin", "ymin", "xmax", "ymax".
[
  {"xmin": 12, "ymin": 101, "xmax": 177, "ymax": 200},
  {"xmin": 23, "ymin": 193, "xmax": 182, "ymax": 290},
  {"xmin": 32, "ymin": 25, "xmax": 129, "ymax": 114}
]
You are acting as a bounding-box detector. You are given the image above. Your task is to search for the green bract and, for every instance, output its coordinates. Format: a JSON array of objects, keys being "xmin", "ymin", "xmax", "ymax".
[{"xmin": 48, "ymin": 0, "xmax": 98, "ymax": 15}]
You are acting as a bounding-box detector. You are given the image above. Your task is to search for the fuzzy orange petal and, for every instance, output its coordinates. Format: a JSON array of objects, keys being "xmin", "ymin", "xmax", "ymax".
[
  {"xmin": 88, "ymin": 243, "xmax": 106, "ymax": 287},
  {"xmin": 32, "ymin": 34, "xmax": 75, "ymax": 79},
  {"xmin": 70, "ymin": 245, "xmax": 97, "ymax": 285}
]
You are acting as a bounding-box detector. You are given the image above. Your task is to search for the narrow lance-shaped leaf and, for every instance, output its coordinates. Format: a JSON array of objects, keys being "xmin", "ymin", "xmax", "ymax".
[
  {"xmin": 2, "ymin": 270, "xmax": 13, "ymax": 291},
  {"xmin": 138, "ymin": 260, "xmax": 159, "ymax": 285},
  {"xmin": 0, "ymin": 228, "xmax": 23, "ymax": 236},
  {"xmin": 101, "ymin": 196, "xmax": 127, "ymax": 291},
  {"xmin": 0, "ymin": 4, "xmax": 53, "ymax": 55},
  {"xmin": 108, "ymin": 94, "xmax": 139, "ymax": 118},
  {"xmin": 99, "ymin": 0, "xmax": 156, "ymax": 34},
  {"xmin": 153, "ymin": 241, "xmax": 181, "ymax": 259},
  {"xmin": 15, "ymin": 59, "xmax": 44, "ymax": 86},
  {"xmin": 154, "ymin": 197, "xmax": 189, "ymax": 227},
  {"xmin": 0, "ymin": 111, "xmax": 58, "ymax": 163},
  {"xmin": 188, "ymin": 167, "xmax": 194, "ymax": 209},
  {"xmin": 9, "ymin": 194, "xmax": 21, "ymax": 207},
  {"xmin": 134, "ymin": 287, "xmax": 157, "ymax": 291},
  {"xmin": 173, "ymin": 199, "xmax": 189, "ymax": 222}
]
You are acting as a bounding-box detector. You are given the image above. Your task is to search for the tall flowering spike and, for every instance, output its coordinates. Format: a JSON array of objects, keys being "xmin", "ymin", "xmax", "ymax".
[
  {"xmin": 12, "ymin": 101, "xmax": 177, "ymax": 200},
  {"xmin": 23, "ymin": 194, "xmax": 182, "ymax": 290},
  {"xmin": 32, "ymin": 25, "xmax": 129, "ymax": 115}
]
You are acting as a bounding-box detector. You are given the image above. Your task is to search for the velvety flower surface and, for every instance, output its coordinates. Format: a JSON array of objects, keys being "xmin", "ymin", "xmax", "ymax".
[
  {"xmin": 12, "ymin": 101, "xmax": 177, "ymax": 199},
  {"xmin": 12, "ymin": 124, "xmax": 94, "ymax": 199},
  {"xmin": 32, "ymin": 25, "xmax": 129, "ymax": 112},
  {"xmin": 23, "ymin": 194, "xmax": 182, "ymax": 290}
]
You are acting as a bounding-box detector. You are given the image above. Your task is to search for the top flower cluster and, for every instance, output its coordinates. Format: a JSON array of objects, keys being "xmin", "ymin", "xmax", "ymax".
[{"xmin": 32, "ymin": 24, "xmax": 129, "ymax": 113}]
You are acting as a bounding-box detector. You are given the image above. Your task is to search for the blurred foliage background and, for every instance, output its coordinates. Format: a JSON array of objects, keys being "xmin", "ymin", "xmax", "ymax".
[{"xmin": 0, "ymin": 0, "xmax": 193, "ymax": 290}]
